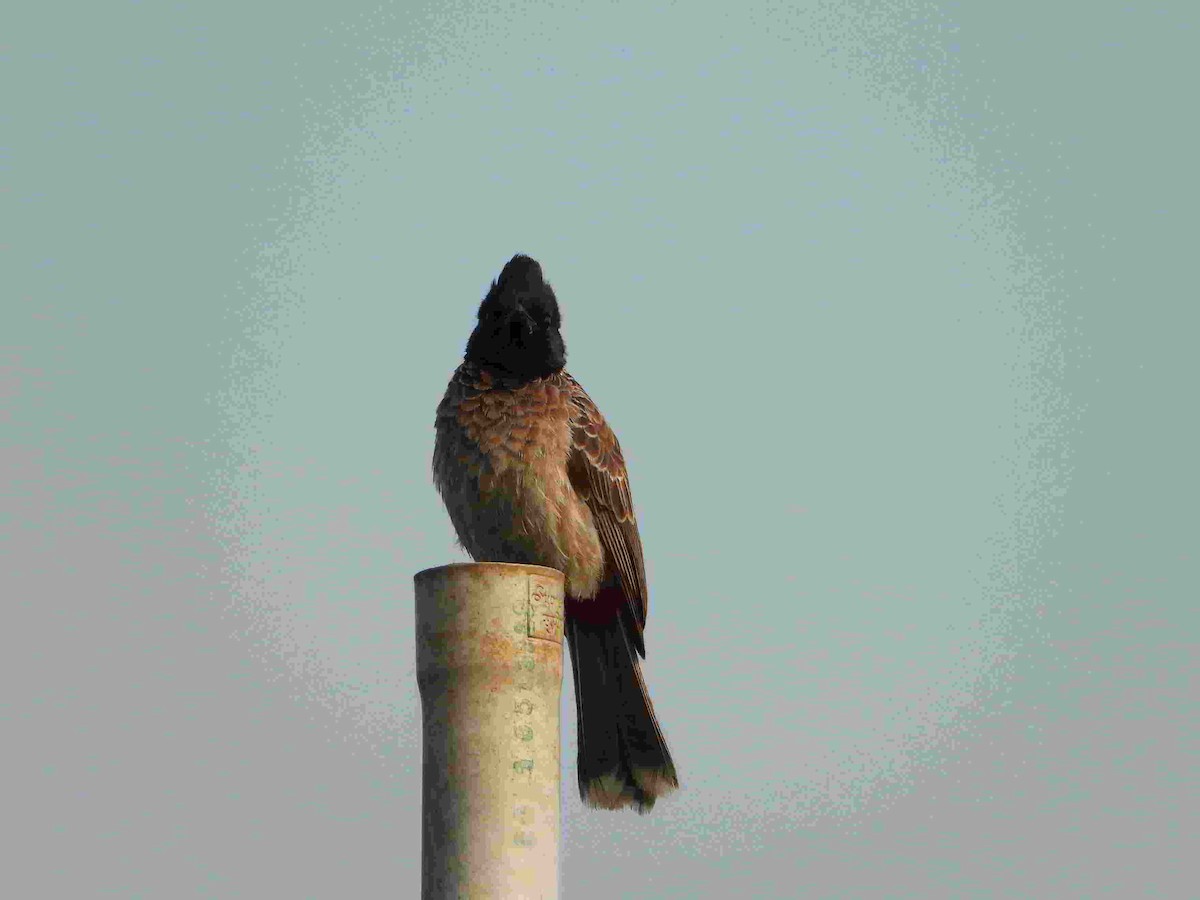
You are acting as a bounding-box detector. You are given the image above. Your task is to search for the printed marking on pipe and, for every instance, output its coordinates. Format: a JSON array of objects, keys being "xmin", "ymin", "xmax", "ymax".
[
  {"xmin": 512, "ymin": 582, "xmax": 537, "ymax": 787},
  {"xmin": 513, "ymin": 804, "xmax": 534, "ymax": 824},
  {"xmin": 507, "ymin": 573, "xmax": 560, "ymax": 851},
  {"xmin": 528, "ymin": 574, "xmax": 563, "ymax": 643}
]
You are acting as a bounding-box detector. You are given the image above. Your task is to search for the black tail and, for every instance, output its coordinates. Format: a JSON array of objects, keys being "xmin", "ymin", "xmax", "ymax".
[{"xmin": 564, "ymin": 611, "xmax": 678, "ymax": 812}]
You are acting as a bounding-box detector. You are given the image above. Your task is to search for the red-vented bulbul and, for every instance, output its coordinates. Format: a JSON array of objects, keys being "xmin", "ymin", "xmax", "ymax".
[{"xmin": 432, "ymin": 254, "xmax": 678, "ymax": 812}]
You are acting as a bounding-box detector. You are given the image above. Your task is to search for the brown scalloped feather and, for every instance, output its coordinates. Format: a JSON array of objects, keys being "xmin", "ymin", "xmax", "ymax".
[
  {"xmin": 561, "ymin": 373, "xmax": 650, "ymax": 652},
  {"xmin": 433, "ymin": 363, "xmax": 607, "ymax": 601}
]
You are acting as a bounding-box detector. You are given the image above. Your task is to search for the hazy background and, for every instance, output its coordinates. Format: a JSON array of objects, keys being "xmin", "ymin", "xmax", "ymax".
[{"xmin": 5, "ymin": 1, "xmax": 1195, "ymax": 896}]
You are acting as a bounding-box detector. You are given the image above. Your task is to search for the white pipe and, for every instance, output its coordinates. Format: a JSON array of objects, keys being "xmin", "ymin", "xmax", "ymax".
[{"xmin": 414, "ymin": 562, "xmax": 565, "ymax": 899}]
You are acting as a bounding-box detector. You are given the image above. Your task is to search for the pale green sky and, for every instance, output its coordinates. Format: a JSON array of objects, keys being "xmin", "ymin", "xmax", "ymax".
[{"xmin": 6, "ymin": 1, "xmax": 1194, "ymax": 896}]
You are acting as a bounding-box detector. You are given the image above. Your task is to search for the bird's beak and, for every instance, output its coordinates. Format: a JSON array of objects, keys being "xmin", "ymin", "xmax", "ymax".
[{"xmin": 514, "ymin": 307, "xmax": 536, "ymax": 334}]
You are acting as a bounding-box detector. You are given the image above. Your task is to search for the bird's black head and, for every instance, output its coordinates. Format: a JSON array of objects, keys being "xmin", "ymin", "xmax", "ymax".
[{"xmin": 464, "ymin": 254, "xmax": 566, "ymax": 380}]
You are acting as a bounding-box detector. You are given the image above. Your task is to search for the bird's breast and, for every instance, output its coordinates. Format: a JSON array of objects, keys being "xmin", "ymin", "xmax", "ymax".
[{"xmin": 435, "ymin": 371, "xmax": 604, "ymax": 597}]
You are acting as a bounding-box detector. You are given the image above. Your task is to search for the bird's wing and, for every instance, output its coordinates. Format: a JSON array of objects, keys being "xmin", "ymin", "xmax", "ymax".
[{"xmin": 563, "ymin": 374, "xmax": 649, "ymax": 636}]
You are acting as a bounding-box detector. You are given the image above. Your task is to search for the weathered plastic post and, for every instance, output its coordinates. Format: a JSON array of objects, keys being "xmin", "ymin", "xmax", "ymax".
[{"xmin": 414, "ymin": 562, "xmax": 565, "ymax": 900}]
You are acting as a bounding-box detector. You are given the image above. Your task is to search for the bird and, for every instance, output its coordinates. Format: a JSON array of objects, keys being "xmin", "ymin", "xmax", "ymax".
[{"xmin": 432, "ymin": 253, "xmax": 678, "ymax": 812}]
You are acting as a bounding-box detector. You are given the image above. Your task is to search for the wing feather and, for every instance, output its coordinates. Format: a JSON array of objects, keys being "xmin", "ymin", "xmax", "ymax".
[{"xmin": 563, "ymin": 374, "xmax": 650, "ymax": 642}]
